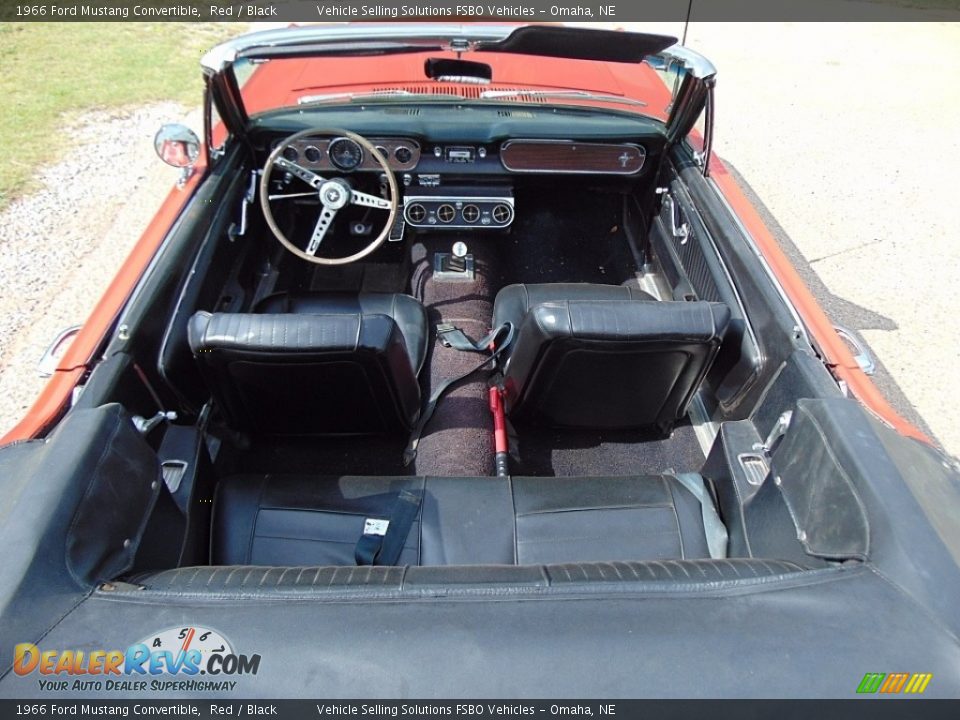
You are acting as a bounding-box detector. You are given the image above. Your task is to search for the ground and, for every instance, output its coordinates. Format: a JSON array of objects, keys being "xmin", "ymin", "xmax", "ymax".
[
  {"xmin": 0, "ymin": 21, "xmax": 958, "ymax": 458},
  {"xmin": 620, "ymin": 20, "xmax": 960, "ymax": 455}
]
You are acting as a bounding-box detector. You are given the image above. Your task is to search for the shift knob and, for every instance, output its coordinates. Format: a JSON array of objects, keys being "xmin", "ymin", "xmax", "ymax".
[{"xmin": 452, "ymin": 241, "xmax": 468, "ymax": 258}]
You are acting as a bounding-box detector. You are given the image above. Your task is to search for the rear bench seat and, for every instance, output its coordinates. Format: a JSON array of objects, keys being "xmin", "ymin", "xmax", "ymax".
[{"xmin": 212, "ymin": 474, "xmax": 718, "ymax": 566}]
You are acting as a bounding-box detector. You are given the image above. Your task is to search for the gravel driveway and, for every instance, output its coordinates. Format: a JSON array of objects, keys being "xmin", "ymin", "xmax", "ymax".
[
  {"xmin": 1, "ymin": 22, "xmax": 958, "ymax": 459},
  {"xmin": 0, "ymin": 103, "xmax": 198, "ymax": 435}
]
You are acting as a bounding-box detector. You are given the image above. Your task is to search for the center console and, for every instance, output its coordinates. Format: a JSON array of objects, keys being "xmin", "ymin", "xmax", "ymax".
[{"xmin": 402, "ymin": 186, "xmax": 514, "ymax": 229}]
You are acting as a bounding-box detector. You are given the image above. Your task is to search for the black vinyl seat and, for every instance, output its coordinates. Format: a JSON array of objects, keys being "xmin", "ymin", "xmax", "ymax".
[
  {"xmin": 492, "ymin": 283, "xmax": 731, "ymax": 433},
  {"xmin": 212, "ymin": 474, "xmax": 717, "ymax": 567},
  {"xmin": 256, "ymin": 293, "xmax": 428, "ymax": 376},
  {"xmin": 187, "ymin": 293, "xmax": 427, "ymax": 436}
]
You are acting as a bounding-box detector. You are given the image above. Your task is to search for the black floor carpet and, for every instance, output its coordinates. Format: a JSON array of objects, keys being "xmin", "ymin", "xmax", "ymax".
[
  {"xmin": 409, "ymin": 237, "xmax": 501, "ymax": 477},
  {"xmin": 500, "ymin": 189, "xmax": 637, "ymax": 286},
  {"xmin": 508, "ymin": 420, "xmax": 705, "ymax": 478},
  {"xmin": 215, "ymin": 435, "xmax": 410, "ymax": 477}
]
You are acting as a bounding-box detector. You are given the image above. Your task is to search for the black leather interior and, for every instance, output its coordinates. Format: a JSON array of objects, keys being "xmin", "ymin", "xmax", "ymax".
[
  {"xmin": 256, "ymin": 292, "xmax": 428, "ymax": 376},
  {"xmin": 188, "ymin": 304, "xmax": 425, "ymax": 435},
  {"xmin": 493, "ymin": 282, "xmax": 657, "ymax": 326},
  {"xmin": 211, "ymin": 473, "xmax": 716, "ymax": 566},
  {"xmin": 493, "ymin": 283, "xmax": 731, "ymax": 432}
]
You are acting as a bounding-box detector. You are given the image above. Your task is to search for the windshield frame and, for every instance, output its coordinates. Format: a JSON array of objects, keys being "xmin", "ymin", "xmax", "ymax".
[{"xmin": 202, "ymin": 24, "xmax": 715, "ymax": 149}]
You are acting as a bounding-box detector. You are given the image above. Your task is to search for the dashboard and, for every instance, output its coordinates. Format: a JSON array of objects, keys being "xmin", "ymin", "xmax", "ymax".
[
  {"xmin": 270, "ymin": 127, "xmax": 657, "ymax": 231},
  {"xmin": 276, "ymin": 136, "xmax": 647, "ymax": 177}
]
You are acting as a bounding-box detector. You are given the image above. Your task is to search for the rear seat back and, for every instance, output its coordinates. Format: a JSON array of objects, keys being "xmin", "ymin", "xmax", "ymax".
[{"xmin": 212, "ymin": 474, "xmax": 716, "ymax": 567}]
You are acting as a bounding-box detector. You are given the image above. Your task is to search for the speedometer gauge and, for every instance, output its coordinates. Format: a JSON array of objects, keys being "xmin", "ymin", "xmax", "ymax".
[{"xmin": 328, "ymin": 138, "xmax": 363, "ymax": 171}]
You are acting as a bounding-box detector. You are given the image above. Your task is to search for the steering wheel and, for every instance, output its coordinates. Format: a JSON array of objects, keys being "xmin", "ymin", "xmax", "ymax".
[{"xmin": 259, "ymin": 129, "xmax": 399, "ymax": 266}]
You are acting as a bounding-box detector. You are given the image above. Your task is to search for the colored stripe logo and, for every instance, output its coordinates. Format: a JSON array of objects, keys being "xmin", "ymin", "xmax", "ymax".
[{"xmin": 857, "ymin": 672, "xmax": 932, "ymax": 694}]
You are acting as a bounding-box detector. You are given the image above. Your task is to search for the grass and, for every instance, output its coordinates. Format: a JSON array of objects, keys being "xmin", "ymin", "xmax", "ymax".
[{"xmin": 0, "ymin": 22, "xmax": 240, "ymax": 208}]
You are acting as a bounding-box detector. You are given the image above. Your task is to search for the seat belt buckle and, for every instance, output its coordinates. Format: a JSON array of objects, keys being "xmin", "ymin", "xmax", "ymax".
[
  {"xmin": 363, "ymin": 518, "xmax": 390, "ymax": 537},
  {"xmin": 436, "ymin": 323, "xmax": 456, "ymax": 348}
]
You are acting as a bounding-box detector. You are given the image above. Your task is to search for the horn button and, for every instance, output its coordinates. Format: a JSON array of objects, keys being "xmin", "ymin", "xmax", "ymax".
[{"xmin": 320, "ymin": 179, "xmax": 351, "ymax": 210}]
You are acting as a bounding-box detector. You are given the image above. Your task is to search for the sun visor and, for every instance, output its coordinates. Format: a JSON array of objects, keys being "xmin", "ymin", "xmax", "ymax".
[{"xmin": 480, "ymin": 26, "xmax": 677, "ymax": 63}]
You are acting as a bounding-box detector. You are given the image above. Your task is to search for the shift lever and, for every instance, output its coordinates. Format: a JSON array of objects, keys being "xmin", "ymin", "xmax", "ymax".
[{"xmin": 449, "ymin": 241, "xmax": 468, "ymax": 273}]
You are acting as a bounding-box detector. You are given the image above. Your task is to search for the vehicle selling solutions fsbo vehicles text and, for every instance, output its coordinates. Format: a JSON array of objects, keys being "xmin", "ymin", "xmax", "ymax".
[{"xmin": 313, "ymin": 5, "xmax": 611, "ymax": 18}]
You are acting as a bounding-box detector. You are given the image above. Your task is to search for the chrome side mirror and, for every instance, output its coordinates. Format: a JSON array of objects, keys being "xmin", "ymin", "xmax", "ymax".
[{"xmin": 154, "ymin": 124, "xmax": 200, "ymax": 186}]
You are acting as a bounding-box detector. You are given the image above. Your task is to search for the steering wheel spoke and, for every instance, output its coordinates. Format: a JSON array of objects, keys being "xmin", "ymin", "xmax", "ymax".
[
  {"xmin": 268, "ymin": 191, "xmax": 319, "ymax": 201},
  {"xmin": 260, "ymin": 129, "xmax": 398, "ymax": 266},
  {"xmin": 306, "ymin": 207, "xmax": 338, "ymax": 255},
  {"xmin": 274, "ymin": 157, "xmax": 325, "ymax": 188},
  {"xmin": 351, "ymin": 190, "xmax": 392, "ymax": 210}
]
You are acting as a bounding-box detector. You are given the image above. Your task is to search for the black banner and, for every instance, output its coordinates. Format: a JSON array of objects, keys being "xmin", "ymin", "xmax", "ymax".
[
  {"xmin": 1, "ymin": 700, "xmax": 960, "ymax": 719},
  {"xmin": 2, "ymin": 0, "xmax": 960, "ymax": 23}
]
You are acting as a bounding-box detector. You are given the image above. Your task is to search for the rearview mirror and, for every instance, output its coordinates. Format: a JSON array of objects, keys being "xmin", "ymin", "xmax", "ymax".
[
  {"xmin": 425, "ymin": 57, "xmax": 492, "ymax": 83},
  {"xmin": 154, "ymin": 124, "xmax": 200, "ymax": 169}
]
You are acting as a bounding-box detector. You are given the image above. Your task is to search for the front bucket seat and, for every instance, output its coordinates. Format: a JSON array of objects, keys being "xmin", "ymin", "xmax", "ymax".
[
  {"xmin": 492, "ymin": 283, "xmax": 731, "ymax": 433},
  {"xmin": 188, "ymin": 293, "xmax": 427, "ymax": 436}
]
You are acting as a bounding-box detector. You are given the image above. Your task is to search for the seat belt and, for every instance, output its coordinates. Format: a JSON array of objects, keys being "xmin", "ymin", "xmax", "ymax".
[
  {"xmin": 402, "ymin": 323, "xmax": 515, "ymax": 466},
  {"xmin": 355, "ymin": 487, "xmax": 424, "ymax": 566},
  {"xmin": 436, "ymin": 323, "xmax": 509, "ymax": 353},
  {"xmin": 672, "ymin": 472, "xmax": 729, "ymax": 559}
]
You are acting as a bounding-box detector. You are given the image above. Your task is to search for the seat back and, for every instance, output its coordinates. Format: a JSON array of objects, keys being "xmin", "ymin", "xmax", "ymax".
[
  {"xmin": 188, "ymin": 312, "xmax": 420, "ymax": 435},
  {"xmin": 502, "ymin": 300, "xmax": 731, "ymax": 432}
]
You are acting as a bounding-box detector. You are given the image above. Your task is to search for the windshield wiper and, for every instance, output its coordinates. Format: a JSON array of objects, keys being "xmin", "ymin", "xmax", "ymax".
[
  {"xmin": 479, "ymin": 89, "xmax": 648, "ymax": 108},
  {"xmin": 298, "ymin": 90, "xmax": 462, "ymax": 106}
]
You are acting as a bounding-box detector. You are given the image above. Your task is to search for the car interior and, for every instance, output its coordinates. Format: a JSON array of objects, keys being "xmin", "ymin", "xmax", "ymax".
[
  {"xmin": 8, "ymin": 28, "xmax": 960, "ymax": 698},
  {"xmin": 17, "ymin": 62, "xmax": 902, "ymax": 596},
  {"xmin": 161, "ymin": 111, "xmax": 746, "ymax": 571}
]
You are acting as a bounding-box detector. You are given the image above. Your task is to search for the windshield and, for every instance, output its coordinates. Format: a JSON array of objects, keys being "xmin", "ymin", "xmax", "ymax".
[{"xmin": 231, "ymin": 51, "xmax": 676, "ymax": 121}]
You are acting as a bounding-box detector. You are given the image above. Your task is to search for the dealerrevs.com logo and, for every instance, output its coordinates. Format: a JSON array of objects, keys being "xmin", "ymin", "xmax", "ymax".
[{"xmin": 13, "ymin": 626, "xmax": 261, "ymax": 693}]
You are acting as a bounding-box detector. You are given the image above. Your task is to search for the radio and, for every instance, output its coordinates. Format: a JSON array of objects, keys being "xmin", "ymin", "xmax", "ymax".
[{"xmin": 431, "ymin": 145, "xmax": 489, "ymax": 163}]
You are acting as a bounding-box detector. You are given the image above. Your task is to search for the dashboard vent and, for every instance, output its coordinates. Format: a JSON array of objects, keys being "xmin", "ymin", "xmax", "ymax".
[
  {"xmin": 368, "ymin": 85, "xmax": 548, "ymax": 103},
  {"xmin": 383, "ymin": 108, "xmax": 421, "ymax": 116}
]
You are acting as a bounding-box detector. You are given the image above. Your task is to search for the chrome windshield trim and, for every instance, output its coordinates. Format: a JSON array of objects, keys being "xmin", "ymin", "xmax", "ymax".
[
  {"xmin": 201, "ymin": 24, "xmax": 517, "ymax": 72},
  {"xmin": 654, "ymin": 44, "xmax": 718, "ymax": 80}
]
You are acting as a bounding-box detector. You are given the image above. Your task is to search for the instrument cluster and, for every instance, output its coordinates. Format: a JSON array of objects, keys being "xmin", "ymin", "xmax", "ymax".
[{"xmin": 277, "ymin": 136, "xmax": 420, "ymax": 173}]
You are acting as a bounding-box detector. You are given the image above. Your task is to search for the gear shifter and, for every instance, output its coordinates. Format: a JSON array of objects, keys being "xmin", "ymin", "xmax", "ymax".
[
  {"xmin": 449, "ymin": 241, "xmax": 468, "ymax": 273},
  {"xmin": 434, "ymin": 241, "xmax": 474, "ymax": 281}
]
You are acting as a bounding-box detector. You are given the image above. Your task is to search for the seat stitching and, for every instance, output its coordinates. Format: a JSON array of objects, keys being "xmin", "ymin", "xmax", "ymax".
[
  {"xmin": 252, "ymin": 534, "xmax": 368, "ymax": 546},
  {"xmin": 244, "ymin": 476, "xmax": 269, "ymax": 565},
  {"xmin": 663, "ymin": 476, "xmax": 687, "ymax": 559},
  {"xmin": 514, "ymin": 502, "xmax": 675, "ymax": 517},
  {"xmin": 723, "ymin": 559, "xmax": 742, "ymax": 577},
  {"xmin": 515, "ymin": 529, "xmax": 681, "ymax": 544},
  {"xmin": 651, "ymin": 560, "xmax": 673, "ymax": 579},
  {"xmin": 509, "ymin": 475, "xmax": 518, "ymax": 565}
]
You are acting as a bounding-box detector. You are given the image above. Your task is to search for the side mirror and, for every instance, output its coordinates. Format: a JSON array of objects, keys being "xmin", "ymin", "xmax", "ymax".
[{"xmin": 154, "ymin": 124, "xmax": 200, "ymax": 186}]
